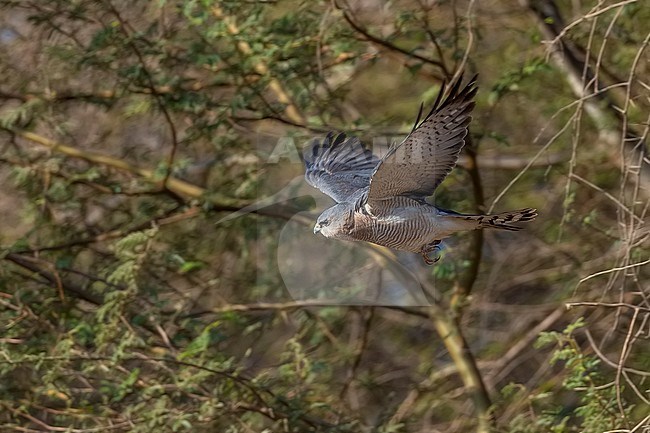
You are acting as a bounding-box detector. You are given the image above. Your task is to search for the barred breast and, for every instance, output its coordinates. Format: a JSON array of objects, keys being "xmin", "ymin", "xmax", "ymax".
[{"xmin": 352, "ymin": 201, "xmax": 441, "ymax": 253}]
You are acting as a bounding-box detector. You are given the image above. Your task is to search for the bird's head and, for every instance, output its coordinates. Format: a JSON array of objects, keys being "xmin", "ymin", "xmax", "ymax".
[{"xmin": 313, "ymin": 203, "xmax": 355, "ymax": 239}]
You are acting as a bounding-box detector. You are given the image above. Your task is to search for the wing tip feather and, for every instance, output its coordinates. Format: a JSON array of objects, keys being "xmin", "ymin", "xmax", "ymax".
[{"xmin": 418, "ymin": 72, "xmax": 478, "ymax": 127}]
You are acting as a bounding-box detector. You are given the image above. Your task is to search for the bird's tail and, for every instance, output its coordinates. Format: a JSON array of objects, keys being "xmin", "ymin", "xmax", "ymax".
[{"xmin": 458, "ymin": 208, "xmax": 538, "ymax": 231}]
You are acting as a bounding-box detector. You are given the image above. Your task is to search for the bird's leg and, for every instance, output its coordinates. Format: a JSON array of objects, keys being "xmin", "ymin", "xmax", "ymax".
[{"xmin": 420, "ymin": 240, "xmax": 442, "ymax": 265}]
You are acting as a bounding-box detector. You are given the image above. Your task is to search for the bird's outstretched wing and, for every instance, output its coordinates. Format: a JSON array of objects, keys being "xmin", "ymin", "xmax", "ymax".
[
  {"xmin": 304, "ymin": 132, "xmax": 380, "ymax": 203},
  {"xmin": 365, "ymin": 75, "xmax": 478, "ymax": 208}
]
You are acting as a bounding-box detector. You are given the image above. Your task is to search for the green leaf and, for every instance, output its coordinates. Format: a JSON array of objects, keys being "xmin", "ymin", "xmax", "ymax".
[{"xmin": 179, "ymin": 260, "xmax": 204, "ymax": 274}]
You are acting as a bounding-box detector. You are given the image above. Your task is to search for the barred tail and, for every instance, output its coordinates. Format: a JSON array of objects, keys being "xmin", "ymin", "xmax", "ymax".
[{"xmin": 463, "ymin": 208, "xmax": 537, "ymax": 231}]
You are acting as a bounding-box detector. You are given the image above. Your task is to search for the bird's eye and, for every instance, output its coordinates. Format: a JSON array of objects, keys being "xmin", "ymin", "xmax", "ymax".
[{"xmin": 321, "ymin": 219, "xmax": 330, "ymax": 227}]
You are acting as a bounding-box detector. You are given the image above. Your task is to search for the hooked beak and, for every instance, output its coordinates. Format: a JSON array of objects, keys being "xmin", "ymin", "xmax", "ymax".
[{"xmin": 313, "ymin": 224, "xmax": 321, "ymax": 234}]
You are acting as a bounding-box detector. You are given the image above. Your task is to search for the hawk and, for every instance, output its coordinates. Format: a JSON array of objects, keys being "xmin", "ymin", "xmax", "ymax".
[{"xmin": 303, "ymin": 75, "xmax": 537, "ymax": 264}]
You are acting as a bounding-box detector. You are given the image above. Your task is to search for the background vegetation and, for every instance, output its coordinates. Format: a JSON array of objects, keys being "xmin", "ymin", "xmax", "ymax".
[{"xmin": 0, "ymin": 0, "xmax": 648, "ymax": 432}]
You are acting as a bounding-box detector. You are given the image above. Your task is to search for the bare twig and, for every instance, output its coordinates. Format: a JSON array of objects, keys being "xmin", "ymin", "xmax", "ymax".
[
  {"xmin": 520, "ymin": 0, "xmax": 650, "ymax": 197},
  {"xmin": 583, "ymin": 329, "xmax": 650, "ymax": 377},
  {"xmin": 576, "ymin": 259, "xmax": 650, "ymax": 285},
  {"xmin": 336, "ymin": 2, "xmax": 446, "ymax": 79}
]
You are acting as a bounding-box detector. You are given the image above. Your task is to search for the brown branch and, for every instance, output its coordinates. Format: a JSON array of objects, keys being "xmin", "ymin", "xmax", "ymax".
[
  {"xmin": 12, "ymin": 129, "xmax": 206, "ymax": 198},
  {"xmin": 1, "ymin": 403, "xmax": 72, "ymax": 432},
  {"xmin": 0, "ymin": 82, "xmax": 225, "ymax": 103},
  {"xmin": 584, "ymin": 329, "xmax": 650, "ymax": 377},
  {"xmin": 337, "ymin": 4, "xmax": 446, "ymax": 80},
  {"xmin": 5, "ymin": 253, "xmax": 104, "ymax": 305},
  {"xmin": 0, "ymin": 90, "xmax": 29, "ymax": 101}
]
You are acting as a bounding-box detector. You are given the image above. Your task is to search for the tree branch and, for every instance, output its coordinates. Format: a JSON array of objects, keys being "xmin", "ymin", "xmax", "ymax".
[
  {"xmin": 520, "ymin": 0, "xmax": 650, "ymax": 196},
  {"xmin": 337, "ymin": 3, "xmax": 446, "ymax": 80},
  {"xmin": 212, "ymin": 6, "xmax": 307, "ymax": 125}
]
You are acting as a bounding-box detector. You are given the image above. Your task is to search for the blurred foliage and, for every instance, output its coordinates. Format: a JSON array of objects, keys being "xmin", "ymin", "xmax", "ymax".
[{"xmin": 0, "ymin": 0, "xmax": 648, "ymax": 432}]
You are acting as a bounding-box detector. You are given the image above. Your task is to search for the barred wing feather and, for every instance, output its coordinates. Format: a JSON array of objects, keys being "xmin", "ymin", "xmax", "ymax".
[
  {"xmin": 366, "ymin": 75, "xmax": 478, "ymax": 210},
  {"xmin": 304, "ymin": 132, "xmax": 380, "ymax": 203}
]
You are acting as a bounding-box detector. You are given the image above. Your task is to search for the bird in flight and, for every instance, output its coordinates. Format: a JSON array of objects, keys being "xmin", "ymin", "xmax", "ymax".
[{"xmin": 303, "ymin": 75, "xmax": 537, "ymax": 264}]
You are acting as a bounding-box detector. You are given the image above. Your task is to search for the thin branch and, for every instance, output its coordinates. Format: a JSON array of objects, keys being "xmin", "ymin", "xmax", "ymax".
[
  {"xmin": 546, "ymin": 0, "xmax": 639, "ymax": 46},
  {"xmin": 570, "ymin": 173, "xmax": 644, "ymax": 223},
  {"xmin": 566, "ymin": 302, "xmax": 650, "ymax": 313},
  {"xmin": 583, "ymin": 330, "xmax": 650, "ymax": 377},
  {"xmin": 576, "ymin": 259, "xmax": 650, "ymax": 285},
  {"xmin": 5, "ymin": 253, "xmax": 104, "ymax": 305},
  {"xmin": 11, "ymin": 129, "xmax": 205, "ymax": 198},
  {"xmin": 336, "ymin": 2, "xmax": 446, "ymax": 78}
]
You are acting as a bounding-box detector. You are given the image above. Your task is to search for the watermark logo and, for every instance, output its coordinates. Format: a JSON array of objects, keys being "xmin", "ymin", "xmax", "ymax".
[{"xmin": 217, "ymin": 132, "xmax": 450, "ymax": 306}]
